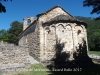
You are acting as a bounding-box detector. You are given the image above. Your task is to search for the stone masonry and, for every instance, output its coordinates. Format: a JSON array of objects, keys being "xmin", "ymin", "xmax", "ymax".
[
  {"xmin": 19, "ymin": 6, "xmax": 88, "ymax": 62},
  {"xmin": 0, "ymin": 41, "xmax": 39, "ymax": 73}
]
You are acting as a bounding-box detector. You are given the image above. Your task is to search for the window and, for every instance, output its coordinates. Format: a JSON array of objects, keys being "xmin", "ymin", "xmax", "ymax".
[
  {"xmin": 77, "ymin": 30, "xmax": 81, "ymax": 35},
  {"xmin": 27, "ymin": 19, "xmax": 31, "ymax": 25}
]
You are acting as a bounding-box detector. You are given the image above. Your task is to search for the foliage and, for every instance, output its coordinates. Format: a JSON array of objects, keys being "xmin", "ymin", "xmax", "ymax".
[
  {"xmin": 83, "ymin": 0, "xmax": 100, "ymax": 19},
  {"xmin": 0, "ymin": 0, "xmax": 12, "ymax": 13},
  {"xmin": 76, "ymin": 16, "xmax": 100, "ymax": 51},
  {"xmin": 0, "ymin": 21, "xmax": 22, "ymax": 45},
  {"xmin": 0, "ymin": 3, "xmax": 6, "ymax": 13},
  {"xmin": 7, "ymin": 21, "xmax": 23, "ymax": 45},
  {"xmin": 0, "ymin": 29, "xmax": 8, "ymax": 42}
]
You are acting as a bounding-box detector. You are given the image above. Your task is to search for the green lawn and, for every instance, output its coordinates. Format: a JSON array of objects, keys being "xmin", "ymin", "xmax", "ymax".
[
  {"xmin": 88, "ymin": 51, "xmax": 100, "ymax": 56},
  {"xmin": 14, "ymin": 64, "xmax": 51, "ymax": 75}
]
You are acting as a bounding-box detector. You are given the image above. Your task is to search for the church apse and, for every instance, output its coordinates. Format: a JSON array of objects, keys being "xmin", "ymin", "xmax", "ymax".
[
  {"xmin": 42, "ymin": 23, "xmax": 76, "ymax": 61},
  {"xmin": 40, "ymin": 19, "xmax": 88, "ymax": 62}
]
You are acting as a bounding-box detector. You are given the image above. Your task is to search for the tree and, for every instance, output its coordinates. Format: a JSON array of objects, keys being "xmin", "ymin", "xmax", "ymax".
[
  {"xmin": 0, "ymin": 3, "xmax": 6, "ymax": 13},
  {"xmin": 83, "ymin": 0, "xmax": 100, "ymax": 19},
  {"xmin": 84, "ymin": 19, "xmax": 100, "ymax": 51},
  {"xmin": 76, "ymin": 16, "xmax": 100, "ymax": 51},
  {"xmin": 0, "ymin": 21, "xmax": 23, "ymax": 45},
  {"xmin": 0, "ymin": 29, "xmax": 8, "ymax": 41},
  {"xmin": 0, "ymin": 0, "xmax": 12, "ymax": 13},
  {"xmin": 7, "ymin": 21, "xmax": 23, "ymax": 45},
  {"xmin": 92, "ymin": 31, "xmax": 100, "ymax": 51}
]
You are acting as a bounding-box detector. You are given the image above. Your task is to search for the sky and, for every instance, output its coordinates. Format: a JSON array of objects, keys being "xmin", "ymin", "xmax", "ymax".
[{"xmin": 0, "ymin": 0, "xmax": 99, "ymax": 30}]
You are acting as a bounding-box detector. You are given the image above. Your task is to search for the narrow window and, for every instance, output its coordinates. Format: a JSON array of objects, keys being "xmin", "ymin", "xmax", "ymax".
[
  {"xmin": 27, "ymin": 19, "xmax": 31, "ymax": 25},
  {"xmin": 77, "ymin": 30, "xmax": 81, "ymax": 35}
]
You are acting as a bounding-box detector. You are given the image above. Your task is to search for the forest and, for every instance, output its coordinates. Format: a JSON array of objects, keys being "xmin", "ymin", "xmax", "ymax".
[
  {"xmin": 0, "ymin": 16, "xmax": 100, "ymax": 51},
  {"xmin": 76, "ymin": 16, "xmax": 100, "ymax": 51}
]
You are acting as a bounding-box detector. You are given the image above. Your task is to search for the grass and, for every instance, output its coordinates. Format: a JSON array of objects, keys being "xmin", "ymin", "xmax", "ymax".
[
  {"xmin": 14, "ymin": 64, "xmax": 51, "ymax": 75},
  {"xmin": 5, "ymin": 57, "xmax": 100, "ymax": 75},
  {"xmin": 6, "ymin": 51, "xmax": 100, "ymax": 75},
  {"xmin": 88, "ymin": 51, "xmax": 100, "ymax": 56}
]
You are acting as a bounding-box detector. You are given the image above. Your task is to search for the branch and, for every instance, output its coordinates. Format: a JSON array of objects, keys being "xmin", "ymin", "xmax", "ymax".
[{"xmin": 0, "ymin": 3, "xmax": 6, "ymax": 13}]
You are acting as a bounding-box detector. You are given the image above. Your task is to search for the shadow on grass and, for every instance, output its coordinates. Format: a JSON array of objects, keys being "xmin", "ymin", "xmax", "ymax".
[{"xmin": 46, "ymin": 39, "xmax": 100, "ymax": 75}]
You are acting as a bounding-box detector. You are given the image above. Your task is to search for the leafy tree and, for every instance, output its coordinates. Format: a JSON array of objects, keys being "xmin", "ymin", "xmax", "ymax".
[
  {"xmin": 92, "ymin": 31, "xmax": 100, "ymax": 50},
  {"xmin": 76, "ymin": 16, "xmax": 100, "ymax": 51},
  {"xmin": 83, "ymin": 0, "xmax": 100, "ymax": 19},
  {"xmin": 85, "ymin": 19, "xmax": 100, "ymax": 51},
  {"xmin": 0, "ymin": 29, "xmax": 6, "ymax": 36},
  {"xmin": 0, "ymin": 29, "xmax": 8, "ymax": 42},
  {"xmin": 7, "ymin": 21, "xmax": 23, "ymax": 45},
  {"xmin": 0, "ymin": 0, "xmax": 12, "ymax": 13},
  {"xmin": 0, "ymin": 21, "xmax": 22, "ymax": 45}
]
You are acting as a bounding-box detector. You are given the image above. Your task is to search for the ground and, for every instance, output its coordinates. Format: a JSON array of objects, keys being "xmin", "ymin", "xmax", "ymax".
[{"xmin": 3, "ymin": 51, "xmax": 100, "ymax": 75}]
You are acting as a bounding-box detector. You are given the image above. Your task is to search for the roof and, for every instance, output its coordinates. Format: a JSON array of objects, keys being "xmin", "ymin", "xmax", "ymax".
[
  {"xmin": 47, "ymin": 14, "xmax": 78, "ymax": 22},
  {"xmin": 42, "ymin": 14, "xmax": 87, "ymax": 26},
  {"xmin": 37, "ymin": 5, "xmax": 87, "ymax": 26},
  {"xmin": 37, "ymin": 5, "xmax": 78, "ymax": 21},
  {"xmin": 37, "ymin": 5, "xmax": 86, "ymax": 23}
]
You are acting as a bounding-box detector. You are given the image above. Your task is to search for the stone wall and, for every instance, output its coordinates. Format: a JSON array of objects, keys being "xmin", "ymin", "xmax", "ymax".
[
  {"xmin": 28, "ymin": 23, "xmax": 40, "ymax": 61},
  {"xmin": 0, "ymin": 41, "xmax": 39, "ymax": 72},
  {"xmin": 19, "ymin": 21, "xmax": 40, "ymax": 61},
  {"xmin": 39, "ymin": 22, "xmax": 87, "ymax": 61}
]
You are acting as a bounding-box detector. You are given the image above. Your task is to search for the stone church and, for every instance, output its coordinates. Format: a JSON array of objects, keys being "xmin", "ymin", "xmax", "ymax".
[{"xmin": 18, "ymin": 6, "xmax": 88, "ymax": 62}]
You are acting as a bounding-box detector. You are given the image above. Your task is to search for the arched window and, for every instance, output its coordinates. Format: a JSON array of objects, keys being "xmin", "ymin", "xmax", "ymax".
[
  {"xmin": 27, "ymin": 19, "xmax": 31, "ymax": 25},
  {"xmin": 77, "ymin": 30, "xmax": 81, "ymax": 35}
]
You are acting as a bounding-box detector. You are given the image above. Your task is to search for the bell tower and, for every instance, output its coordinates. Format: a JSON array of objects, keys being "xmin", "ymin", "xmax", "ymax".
[{"xmin": 23, "ymin": 17, "xmax": 35, "ymax": 31}]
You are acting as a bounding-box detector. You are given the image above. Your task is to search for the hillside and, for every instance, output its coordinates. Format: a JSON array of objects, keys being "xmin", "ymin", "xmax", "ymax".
[{"xmin": 75, "ymin": 16, "xmax": 95, "ymax": 21}]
